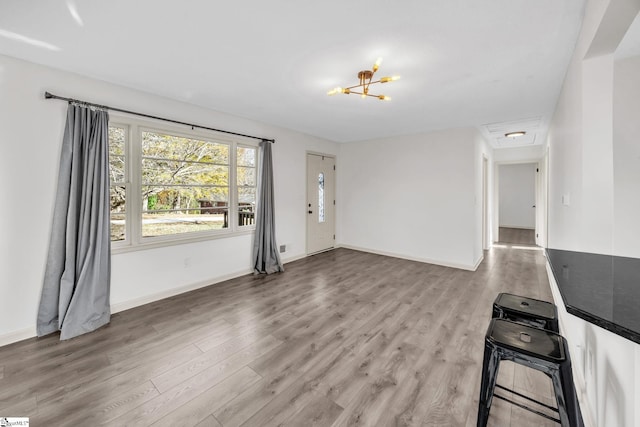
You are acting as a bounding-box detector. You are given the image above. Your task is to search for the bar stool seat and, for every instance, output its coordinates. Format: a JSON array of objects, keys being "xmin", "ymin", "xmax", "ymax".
[
  {"xmin": 477, "ymin": 318, "xmax": 583, "ymax": 427},
  {"xmin": 493, "ymin": 292, "xmax": 559, "ymax": 332}
]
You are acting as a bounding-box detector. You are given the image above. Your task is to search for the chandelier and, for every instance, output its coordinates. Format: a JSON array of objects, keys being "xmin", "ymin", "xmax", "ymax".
[{"xmin": 327, "ymin": 58, "xmax": 400, "ymax": 101}]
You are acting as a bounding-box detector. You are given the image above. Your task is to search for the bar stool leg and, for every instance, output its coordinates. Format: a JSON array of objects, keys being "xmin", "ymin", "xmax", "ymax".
[
  {"xmin": 477, "ymin": 342, "xmax": 501, "ymax": 427},
  {"xmin": 557, "ymin": 361, "xmax": 583, "ymax": 427}
]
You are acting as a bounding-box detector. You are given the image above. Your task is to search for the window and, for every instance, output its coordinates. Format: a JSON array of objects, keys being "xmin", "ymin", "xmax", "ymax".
[{"xmin": 108, "ymin": 119, "xmax": 258, "ymax": 250}]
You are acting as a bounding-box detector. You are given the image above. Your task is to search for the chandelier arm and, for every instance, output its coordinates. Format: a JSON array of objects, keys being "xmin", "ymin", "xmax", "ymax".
[
  {"xmin": 344, "ymin": 83, "xmax": 366, "ymax": 90},
  {"xmin": 366, "ymin": 67, "xmax": 377, "ymax": 91},
  {"xmin": 344, "ymin": 79, "xmax": 386, "ymax": 91},
  {"xmin": 346, "ymin": 90, "xmax": 383, "ymax": 98}
]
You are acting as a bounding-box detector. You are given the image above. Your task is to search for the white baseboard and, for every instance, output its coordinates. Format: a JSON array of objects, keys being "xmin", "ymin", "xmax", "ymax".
[
  {"xmin": 0, "ymin": 327, "xmax": 37, "ymax": 347},
  {"xmin": 472, "ymin": 254, "xmax": 484, "ymax": 271},
  {"xmin": 281, "ymin": 253, "xmax": 308, "ymax": 264},
  {"xmin": 0, "ymin": 255, "xmax": 313, "ymax": 347},
  {"xmin": 338, "ymin": 244, "xmax": 480, "ymax": 271},
  {"xmin": 1, "ymin": 268, "xmax": 253, "ymax": 347},
  {"xmin": 110, "ymin": 268, "xmax": 253, "ymax": 314},
  {"xmin": 499, "ymin": 225, "xmax": 535, "ymax": 230}
]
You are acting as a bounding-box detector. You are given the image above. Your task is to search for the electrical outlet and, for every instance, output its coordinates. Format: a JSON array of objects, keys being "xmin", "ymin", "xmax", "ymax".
[{"xmin": 279, "ymin": 244, "xmax": 286, "ymax": 253}]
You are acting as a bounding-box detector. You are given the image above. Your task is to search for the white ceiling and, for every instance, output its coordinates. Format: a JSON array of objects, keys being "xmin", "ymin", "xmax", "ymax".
[
  {"xmin": 616, "ymin": 11, "xmax": 640, "ymax": 59},
  {"xmin": 0, "ymin": 0, "xmax": 586, "ymax": 145}
]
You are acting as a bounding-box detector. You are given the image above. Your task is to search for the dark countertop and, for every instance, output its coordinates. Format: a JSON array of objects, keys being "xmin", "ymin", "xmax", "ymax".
[{"xmin": 546, "ymin": 249, "xmax": 640, "ymax": 345}]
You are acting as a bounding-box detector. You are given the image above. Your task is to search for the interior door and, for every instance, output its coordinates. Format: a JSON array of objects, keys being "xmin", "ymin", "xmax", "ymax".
[{"xmin": 306, "ymin": 153, "xmax": 335, "ymax": 254}]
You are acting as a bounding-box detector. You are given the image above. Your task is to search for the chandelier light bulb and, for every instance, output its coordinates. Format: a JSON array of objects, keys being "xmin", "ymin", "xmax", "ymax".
[
  {"xmin": 380, "ymin": 75, "xmax": 401, "ymax": 83},
  {"xmin": 374, "ymin": 57, "xmax": 383, "ymax": 72}
]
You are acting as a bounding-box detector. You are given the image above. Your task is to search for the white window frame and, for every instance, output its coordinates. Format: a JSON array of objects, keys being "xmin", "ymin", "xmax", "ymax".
[{"xmin": 110, "ymin": 115, "xmax": 258, "ymax": 254}]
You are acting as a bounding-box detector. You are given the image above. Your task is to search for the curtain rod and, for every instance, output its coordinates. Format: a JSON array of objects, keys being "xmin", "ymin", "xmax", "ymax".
[{"xmin": 44, "ymin": 92, "xmax": 275, "ymax": 143}]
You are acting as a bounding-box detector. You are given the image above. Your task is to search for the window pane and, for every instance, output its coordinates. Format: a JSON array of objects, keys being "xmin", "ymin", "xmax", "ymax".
[
  {"xmin": 110, "ymin": 155, "xmax": 125, "ymax": 183},
  {"xmin": 237, "ymin": 146, "xmax": 256, "ymax": 167},
  {"xmin": 109, "ymin": 126, "xmax": 126, "ymax": 242},
  {"xmin": 238, "ymin": 187, "xmax": 256, "ymax": 206},
  {"xmin": 318, "ymin": 173, "xmax": 325, "ymax": 223},
  {"xmin": 238, "ymin": 187, "xmax": 256, "ymax": 227},
  {"xmin": 140, "ymin": 131, "xmax": 230, "ymax": 237},
  {"xmin": 142, "ymin": 132, "xmax": 229, "ymax": 164},
  {"xmin": 237, "ymin": 166, "xmax": 256, "ymax": 186},
  {"xmin": 237, "ymin": 146, "xmax": 256, "ymax": 227},
  {"xmin": 141, "ymin": 186, "xmax": 228, "ymax": 212},
  {"xmin": 110, "ymin": 185, "xmax": 126, "ymax": 242},
  {"xmin": 142, "ymin": 159, "xmax": 228, "ymax": 186},
  {"xmin": 141, "ymin": 186, "xmax": 229, "ymax": 236},
  {"xmin": 142, "ymin": 212, "xmax": 228, "ymax": 237},
  {"xmin": 110, "ymin": 213, "xmax": 126, "ymax": 242},
  {"xmin": 109, "ymin": 127, "xmax": 125, "ymax": 154}
]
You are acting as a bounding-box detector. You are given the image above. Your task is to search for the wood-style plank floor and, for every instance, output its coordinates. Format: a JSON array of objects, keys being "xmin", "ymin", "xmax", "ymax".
[
  {"xmin": 0, "ymin": 246, "xmax": 557, "ymax": 426},
  {"xmin": 498, "ymin": 227, "xmax": 536, "ymax": 246}
]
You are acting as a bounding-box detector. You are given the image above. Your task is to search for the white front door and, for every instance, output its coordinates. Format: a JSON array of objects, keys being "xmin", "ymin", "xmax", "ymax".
[{"xmin": 306, "ymin": 153, "xmax": 335, "ymax": 254}]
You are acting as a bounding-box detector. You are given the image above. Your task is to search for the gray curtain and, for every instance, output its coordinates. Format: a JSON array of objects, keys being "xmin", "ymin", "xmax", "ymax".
[
  {"xmin": 252, "ymin": 140, "xmax": 284, "ymax": 274},
  {"xmin": 37, "ymin": 104, "xmax": 111, "ymax": 340}
]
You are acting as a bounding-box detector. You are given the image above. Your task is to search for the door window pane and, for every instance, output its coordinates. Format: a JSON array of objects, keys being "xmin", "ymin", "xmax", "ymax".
[{"xmin": 318, "ymin": 172, "xmax": 325, "ymax": 223}]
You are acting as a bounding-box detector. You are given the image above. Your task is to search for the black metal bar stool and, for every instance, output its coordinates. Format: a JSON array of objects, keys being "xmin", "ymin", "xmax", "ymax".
[
  {"xmin": 493, "ymin": 292, "xmax": 559, "ymax": 333},
  {"xmin": 477, "ymin": 318, "xmax": 583, "ymax": 427}
]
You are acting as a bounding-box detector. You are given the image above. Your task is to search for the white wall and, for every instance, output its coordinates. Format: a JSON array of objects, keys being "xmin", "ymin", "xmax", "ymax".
[
  {"xmin": 613, "ymin": 55, "xmax": 640, "ymax": 258},
  {"xmin": 547, "ymin": 0, "xmax": 605, "ymax": 253},
  {"xmin": 338, "ymin": 128, "xmax": 488, "ymax": 270},
  {"xmin": 546, "ymin": 0, "xmax": 640, "ymax": 425},
  {"xmin": 493, "ymin": 144, "xmax": 544, "ymax": 163},
  {"xmin": 0, "ymin": 54, "xmax": 338, "ymax": 344},
  {"xmin": 547, "ymin": 0, "xmax": 640, "ymax": 255},
  {"xmin": 498, "ymin": 163, "xmax": 536, "ymax": 229}
]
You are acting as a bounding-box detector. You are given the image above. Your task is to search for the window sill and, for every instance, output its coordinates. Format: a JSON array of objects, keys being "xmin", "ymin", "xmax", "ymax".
[{"xmin": 111, "ymin": 227, "xmax": 256, "ymax": 254}]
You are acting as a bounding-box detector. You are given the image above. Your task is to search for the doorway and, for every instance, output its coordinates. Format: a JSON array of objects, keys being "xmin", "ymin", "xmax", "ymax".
[
  {"xmin": 496, "ymin": 162, "xmax": 537, "ymax": 245},
  {"xmin": 306, "ymin": 153, "xmax": 336, "ymax": 254}
]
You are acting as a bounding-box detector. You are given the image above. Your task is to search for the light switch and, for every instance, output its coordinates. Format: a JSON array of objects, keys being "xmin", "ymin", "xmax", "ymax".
[{"xmin": 562, "ymin": 193, "xmax": 571, "ymax": 206}]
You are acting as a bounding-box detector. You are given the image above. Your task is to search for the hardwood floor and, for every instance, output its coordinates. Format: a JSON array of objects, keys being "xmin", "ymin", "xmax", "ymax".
[
  {"xmin": 0, "ymin": 246, "xmax": 557, "ymax": 426},
  {"xmin": 498, "ymin": 227, "xmax": 536, "ymax": 245}
]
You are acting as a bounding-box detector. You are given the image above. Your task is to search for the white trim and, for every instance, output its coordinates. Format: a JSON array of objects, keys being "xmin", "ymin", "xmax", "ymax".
[
  {"xmin": 472, "ymin": 254, "xmax": 484, "ymax": 271},
  {"xmin": 281, "ymin": 253, "xmax": 309, "ymax": 264},
  {"xmin": 338, "ymin": 244, "xmax": 481, "ymax": 271},
  {"xmin": 498, "ymin": 225, "xmax": 535, "ymax": 230},
  {"xmin": 0, "ymin": 327, "xmax": 37, "ymax": 347},
  {"xmin": 111, "ymin": 229, "xmax": 255, "ymax": 254}
]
